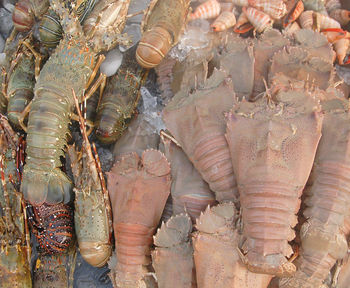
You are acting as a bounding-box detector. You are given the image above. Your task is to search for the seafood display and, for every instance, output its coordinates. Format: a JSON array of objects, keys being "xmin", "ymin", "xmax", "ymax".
[{"xmin": 2, "ymin": 0, "xmax": 350, "ymax": 286}]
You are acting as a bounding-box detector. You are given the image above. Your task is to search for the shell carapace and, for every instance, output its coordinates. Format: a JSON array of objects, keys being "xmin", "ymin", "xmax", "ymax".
[
  {"xmin": 152, "ymin": 214, "xmax": 196, "ymax": 288},
  {"xmin": 193, "ymin": 203, "xmax": 273, "ymax": 287},
  {"xmin": 225, "ymin": 89, "xmax": 323, "ymax": 276},
  {"xmin": 219, "ymin": 34, "xmax": 254, "ymax": 99},
  {"xmin": 280, "ymin": 90, "xmax": 350, "ymax": 288},
  {"xmin": 252, "ymin": 29, "xmax": 289, "ymax": 98},
  {"xmin": 269, "ymin": 45, "xmax": 334, "ymax": 91},
  {"xmin": 162, "ymin": 68, "xmax": 238, "ymax": 203},
  {"xmin": 160, "ymin": 135, "xmax": 217, "ymax": 223},
  {"xmin": 107, "ymin": 149, "xmax": 171, "ymax": 287},
  {"xmin": 136, "ymin": 0, "xmax": 191, "ymax": 68}
]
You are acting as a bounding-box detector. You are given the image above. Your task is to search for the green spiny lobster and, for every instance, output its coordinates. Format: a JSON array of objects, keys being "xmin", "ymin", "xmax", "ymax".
[{"xmin": 21, "ymin": 0, "xmax": 131, "ymax": 205}]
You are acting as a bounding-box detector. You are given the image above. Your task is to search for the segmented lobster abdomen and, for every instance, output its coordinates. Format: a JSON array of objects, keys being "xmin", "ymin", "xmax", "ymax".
[
  {"xmin": 95, "ymin": 53, "xmax": 145, "ymax": 144},
  {"xmin": 281, "ymin": 162, "xmax": 350, "ymax": 287},
  {"xmin": 192, "ymin": 133, "xmax": 236, "ymax": 199},
  {"xmin": 30, "ymin": 202, "xmax": 74, "ymax": 255},
  {"xmin": 152, "ymin": 214, "xmax": 196, "ymax": 288},
  {"xmin": 240, "ymin": 182, "xmax": 301, "ymax": 270}
]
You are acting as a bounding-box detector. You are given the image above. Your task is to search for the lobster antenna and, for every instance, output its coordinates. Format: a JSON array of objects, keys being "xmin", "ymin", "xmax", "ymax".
[{"xmin": 71, "ymin": 88, "xmax": 98, "ymax": 182}]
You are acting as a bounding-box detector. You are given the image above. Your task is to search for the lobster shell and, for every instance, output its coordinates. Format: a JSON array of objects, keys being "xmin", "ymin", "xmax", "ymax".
[
  {"xmin": 152, "ymin": 214, "xmax": 196, "ymax": 288},
  {"xmin": 107, "ymin": 149, "xmax": 171, "ymax": 287},
  {"xmin": 225, "ymin": 90, "xmax": 323, "ymax": 276},
  {"xmin": 193, "ymin": 203, "xmax": 273, "ymax": 287},
  {"xmin": 280, "ymin": 91, "xmax": 350, "ymax": 288},
  {"xmin": 136, "ymin": 0, "xmax": 190, "ymax": 68},
  {"xmin": 162, "ymin": 68, "xmax": 238, "ymax": 203},
  {"xmin": 161, "ymin": 136, "xmax": 217, "ymax": 223},
  {"xmin": 29, "ymin": 202, "xmax": 74, "ymax": 255}
]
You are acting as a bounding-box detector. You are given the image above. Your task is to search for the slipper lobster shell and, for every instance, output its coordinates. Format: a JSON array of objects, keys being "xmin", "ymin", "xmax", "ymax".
[
  {"xmin": 225, "ymin": 90, "xmax": 323, "ymax": 276},
  {"xmin": 162, "ymin": 68, "xmax": 238, "ymax": 203},
  {"xmin": 107, "ymin": 149, "xmax": 171, "ymax": 287},
  {"xmin": 152, "ymin": 214, "xmax": 196, "ymax": 288}
]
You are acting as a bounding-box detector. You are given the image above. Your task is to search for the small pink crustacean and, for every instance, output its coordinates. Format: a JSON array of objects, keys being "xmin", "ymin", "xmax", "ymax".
[
  {"xmin": 193, "ymin": 203, "xmax": 273, "ymax": 287},
  {"xmin": 334, "ymin": 38, "xmax": 350, "ymax": 64},
  {"xmin": 152, "ymin": 214, "xmax": 196, "ymax": 288},
  {"xmin": 189, "ymin": 0, "xmax": 221, "ymax": 21},
  {"xmin": 107, "ymin": 149, "xmax": 171, "ymax": 287},
  {"xmin": 234, "ymin": 11, "xmax": 254, "ymax": 34},
  {"xmin": 243, "ymin": 6, "xmax": 273, "ymax": 33},
  {"xmin": 248, "ymin": 0, "xmax": 287, "ymax": 20},
  {"xmin": 211, "ymin": 11, "xmax": 236, "ymax": 32}
]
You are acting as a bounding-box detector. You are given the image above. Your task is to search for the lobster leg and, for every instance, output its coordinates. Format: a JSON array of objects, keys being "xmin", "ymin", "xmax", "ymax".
[
  {"xmin": 20, "ymin": 39, "xmax": 42, "ymax": 80},
  {"xmin": 71, "ymin": 114, "xmax": 94, "ymax": 136},
  {"xmin": 82, "ymin": 72, "xmax": 106, "ymax": 102},
  {"xmin": 17, "ymin": 101, "xmax": 32, "ymax": 132},
  {"xmin": 85, "ymin": 54, "xmax": 105, "ymax": 89}
]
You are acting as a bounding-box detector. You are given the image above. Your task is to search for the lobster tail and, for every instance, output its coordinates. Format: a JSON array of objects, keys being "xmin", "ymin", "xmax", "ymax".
[
  {"xmin": 193, "ymin": 203, "xmax": 273, "ymax": 287},
  {"xmin": 12, "ymin": 0, "xmax": 35, "ymax": 31},
  {"xmin": 39, "ymin": 9, "xmax": 63, "ymax": 48},
  {"xmin": 136, "ymin": 26, "xmax": 172, "ymax": 69},
  {"xmin": 162, "ymin": 68, "xmax": 238, "ymax": 203},
  {"xmin": 22, "ymin": 168, "xmax": 72, "ymax": 205},
  {"xmin": 95, "ymin": 45, "xmax": 145, "ymax": 144},
  {"xmin": 137, "ymin": 0, "xmax": 190, "ymax": 68},
  {"xmin": 161, "ymin": 135, "xmax": 217, "ymax": 222}
]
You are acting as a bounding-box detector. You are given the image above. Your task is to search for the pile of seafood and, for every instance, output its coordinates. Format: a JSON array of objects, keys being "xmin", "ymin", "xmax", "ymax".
[{"xmin": 1, "ymin": 0, "xmax": 350, "ymax": 287}]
